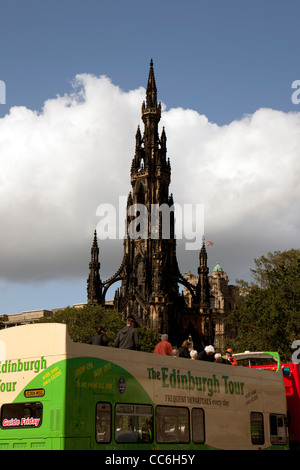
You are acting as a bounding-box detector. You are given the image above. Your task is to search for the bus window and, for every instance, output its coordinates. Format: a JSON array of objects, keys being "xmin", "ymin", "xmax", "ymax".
[
  {"xmin": 270, "ymin": 414, "xmax": 287, "ymax": 445},
  {"xmin": 115, "ymin": 404, "xmax": 153, "ymax": 443},
  {"xmin": 1, "ymin": 402, "xmax": 43, "ymax": 429},
  {"xmin": 96, "ymin": 402, "xmax": 111, "ymax": 443},
  {"xmin": 192, "ymin": 408, "xmax": 205, "ymax": 444},
  {"xmin": 156, "ymin": 406, "xmax": 189, "ymax": 443},
  {"xmin": 250, "ymin": 412, "xmax": 264, "ymax": 445}
]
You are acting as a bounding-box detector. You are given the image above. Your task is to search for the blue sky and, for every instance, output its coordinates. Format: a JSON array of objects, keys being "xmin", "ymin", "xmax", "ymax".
[
  {"xmin": 0, "ymin": 0, "xmax": 300, "ymax": 315},
  {"xmin": 2, "ymin": 0, "xmax": 299, "ymax": 123}
]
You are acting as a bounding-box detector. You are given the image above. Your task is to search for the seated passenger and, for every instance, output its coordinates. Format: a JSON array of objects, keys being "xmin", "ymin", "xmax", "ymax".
[
  {"xmin": 197, "ymin": 345, "xmax": 215, "ymax": 362},
  {"xmin": 215, "ymin": 352, "xmax": 231, "ymax": 365},
  {"xmin": 178, "ymin": 339, "xmax": 191, "ymax": 358},
  {"xmin": 190, "ymin": 350, "xmax": 198, "ymax": 360}
]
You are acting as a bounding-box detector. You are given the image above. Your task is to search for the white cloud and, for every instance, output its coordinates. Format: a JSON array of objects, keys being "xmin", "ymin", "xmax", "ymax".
[
  {"xmin": 0, "ymin": 74, "xmax": 299, "ymax": 287},
  {"xmin": 162, "ymin": 106, "xmax": 300, "ymax": 249}
]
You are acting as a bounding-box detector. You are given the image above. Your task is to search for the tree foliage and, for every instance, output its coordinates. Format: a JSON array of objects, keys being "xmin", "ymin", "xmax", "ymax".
[
  {"xmin": 36, "ymin": 304, "xmax": 124, "ymax": 346},
  {"xmin": 36, "ymin": 304, "xmax": 161, "ymax": 352},
  {"xmin": 250, "ymin": 249, "xmax": 300, "ymax": 288},
  {"xmin": 225, "ymin": 249, "xmax": 300, "ymax": 362},
  {"xmin": 138, "ymin": 327, "xmax": 161, "ymax": 353}
]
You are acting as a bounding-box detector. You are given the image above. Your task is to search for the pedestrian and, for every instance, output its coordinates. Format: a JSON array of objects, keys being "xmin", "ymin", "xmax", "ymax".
[
  {"xmin": 114, "ymin": 316, "xmax": 141, "ymax": 350},
  {"xmin": 197, "ymin": 345, "xmax": 215, "ymax": 362},
  {"xmin": 154, "ymin": 334, "xmax": 173, "ymax": 356},
  {"xmin": 214, "ymin": 352, "xmax": 231, "ymax": 365},
  {"xmin": 178, "ymin": 339, "xmax": 191, "ymax": 358},
  {"xmin": 87, "ymin": 326, "xmax": 108, "ymax": 346},
  {"xmin": 225, "ymin": 348, "xmax": 238, "ymax": 366},
  {"xmin": 190, "ymin": 350, "xmax": 198, "ymax": 360}
]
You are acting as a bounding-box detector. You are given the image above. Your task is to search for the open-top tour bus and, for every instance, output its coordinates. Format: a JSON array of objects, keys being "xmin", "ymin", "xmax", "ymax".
[{"xmin": 0, "ymin": 324, "xmax": 288, "ymax": 450}]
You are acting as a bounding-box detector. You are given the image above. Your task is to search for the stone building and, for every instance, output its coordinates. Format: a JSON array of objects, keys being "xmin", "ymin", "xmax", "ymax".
[
  {"xmin": 87, "ymin": 60, "xmax": 236, "ymax": 350},
  {"xmin": 0, "ymin": 310, "xmax": 53, "ymax": 328},
  {"xmin": 184, "ymin": 261, "xmax": 237, "ymax": 350}
]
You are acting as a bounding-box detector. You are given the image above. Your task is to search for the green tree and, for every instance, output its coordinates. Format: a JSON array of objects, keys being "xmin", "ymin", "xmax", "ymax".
[
  {"xmin": 250, "ymin": 249, "xmax": 300, "ymax": 288},
  {"xmin": 137, "ymin": 327, "xmax": 160, "ymax": 353},
  {"xmin": 36, "ymin": 305, "xmax": 161, "ymax": 352},
  {"xmin": 225, "ymin": 250, "xmax": 300, "ymax": 362},
  {"xmin": 36, "ymin": 304, "xmax": 124, "ymax": 346}
]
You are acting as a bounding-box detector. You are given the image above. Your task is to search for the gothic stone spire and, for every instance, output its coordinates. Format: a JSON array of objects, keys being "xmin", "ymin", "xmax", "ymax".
[
  {"xmin": 120, "ymin": 60, "xmax": 182, "ymax": 336},
  {"xmin": 87, "ymin": 230, "xmax": 104, "ymax": 305}
]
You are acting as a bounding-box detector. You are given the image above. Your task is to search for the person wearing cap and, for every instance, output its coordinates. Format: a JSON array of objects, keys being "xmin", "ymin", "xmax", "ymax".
[
  {"xmin": 197, "ymin": 345, "xmax": 215, "ymax": 362},
  {"xmin": 225, "ymin": 348, "xmax": 238, "ymax": 366},
  {"xmin": 154, "ymin": 334, "xmax": 173, "ymax": 356}
]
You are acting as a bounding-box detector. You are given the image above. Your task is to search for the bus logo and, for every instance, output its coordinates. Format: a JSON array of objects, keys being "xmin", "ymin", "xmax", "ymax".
[{"xmin": 118, "ymin": 377, "xmax": 126, "ymax": 394}]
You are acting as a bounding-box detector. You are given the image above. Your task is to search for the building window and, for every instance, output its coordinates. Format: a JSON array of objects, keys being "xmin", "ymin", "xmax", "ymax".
[
  {"xmin": 156, "ymin": 406, "xmax": 189, "ymax": 443},
  {"xmin": 136, "ymin": 260, "xmax": 144, "ymax": 285}
]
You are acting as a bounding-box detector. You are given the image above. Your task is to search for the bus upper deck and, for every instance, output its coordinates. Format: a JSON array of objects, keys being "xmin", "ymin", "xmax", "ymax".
[{"xmin": 0, "ymin": 323, "xmax": 289, "ymax": 450}]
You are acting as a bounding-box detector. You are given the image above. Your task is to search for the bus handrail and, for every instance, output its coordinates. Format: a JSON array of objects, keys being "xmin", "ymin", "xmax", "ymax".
[{"xmin": 232, "ymin": 351, "xmax": 281, "ymax": 372}]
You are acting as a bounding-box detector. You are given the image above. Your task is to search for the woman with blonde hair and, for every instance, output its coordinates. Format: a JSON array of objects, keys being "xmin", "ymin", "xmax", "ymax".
[{"xmin": 178, "ymin": 339, "xmax": 191, "ymax": 358}]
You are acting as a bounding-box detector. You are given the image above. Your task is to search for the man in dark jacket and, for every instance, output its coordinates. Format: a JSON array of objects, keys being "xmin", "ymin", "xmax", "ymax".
[
  {"xmin": 114, "ymin": 317, "xmax": 141, "ymax": 350},
  {"xmin": 88, "ymin": 326, "xmax": 108, "ymax": 346},
  {"xmin": 197, "ymin": 345, "xmax": 215, "ymax": 362}
]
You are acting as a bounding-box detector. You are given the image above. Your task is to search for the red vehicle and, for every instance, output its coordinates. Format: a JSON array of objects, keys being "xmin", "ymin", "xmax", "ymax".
[
  {"xmin": 234, "ymin": 352, "xmax": 300, "ymax": 449},
  {"xmin": 281, "ymin": 362, "xmax": 300, "ymax": 449}
]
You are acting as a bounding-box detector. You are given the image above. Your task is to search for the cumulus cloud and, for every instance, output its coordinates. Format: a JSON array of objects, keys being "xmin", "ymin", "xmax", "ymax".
[
  {"xmin": 0, "ymin": 75, "xmax": 144, "ymax": 282},
  {"xmin": 163, "ymin": 106, "xmax": 300, "ymax": 279},
  {"xmin": 0, "ymin": 73, "xmax": 299, "ymax": 287}
]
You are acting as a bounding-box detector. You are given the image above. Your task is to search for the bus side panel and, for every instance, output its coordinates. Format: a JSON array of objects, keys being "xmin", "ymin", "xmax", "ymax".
[{"xmin": 64, "ymin": 355, "xmax": 155, "ymax": 450}]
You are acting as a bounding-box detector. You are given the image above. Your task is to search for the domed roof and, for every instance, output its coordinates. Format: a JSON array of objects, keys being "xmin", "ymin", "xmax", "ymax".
[{"xmin": 213, "ymin": 261, "xmax": 223, "ymax": 272}]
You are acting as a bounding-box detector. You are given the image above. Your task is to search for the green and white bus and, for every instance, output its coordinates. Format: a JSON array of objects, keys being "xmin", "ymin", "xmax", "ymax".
[{"xmin": 0, "ymin": 323, "xmax": 288, "ymax": 450}]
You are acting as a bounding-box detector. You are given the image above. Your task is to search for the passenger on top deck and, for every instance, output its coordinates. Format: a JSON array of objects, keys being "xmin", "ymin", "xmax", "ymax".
[{"xmin": 197, "ymin": 345, "xmax": 215, "ymax": 362}]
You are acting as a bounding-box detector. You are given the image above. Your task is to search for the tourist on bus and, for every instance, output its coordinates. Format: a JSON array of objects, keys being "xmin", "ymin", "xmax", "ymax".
[
  {"xmin": 154, "ymin": 334, "xmax": 173, "ymax": 356},
  {"xmin": 87, "ymin": 326, "xmax": 108, "ymax": 346},
  {"xmin": 190, "ymin": 350, "xmax": 198, "ymax": 360},
  {"xmin": 215, "ymin": 352, "xmax": 231, "ymax": 365},
  {"xmin": 178, "ymin": 339, "xmax": 191, "ymax": 358},
  {"xmin": 197, "ymin": 345, "xmax": 215, "ymax": 362},
  {"xmin": 225, "ymin": 348, "xmax": 238, "ymax": 366},
  {"xmin": 114, "ymin": 316, "xmax": 141, "ymax": 350}
]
